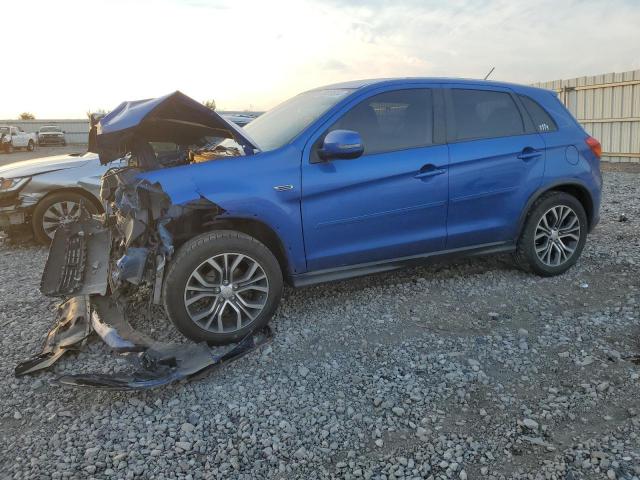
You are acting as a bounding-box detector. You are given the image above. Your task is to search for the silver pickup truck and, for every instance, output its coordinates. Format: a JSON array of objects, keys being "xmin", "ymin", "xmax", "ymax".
[{"xmin": 0, "ymin": 125, "xmax": 38, "ymax": 153}]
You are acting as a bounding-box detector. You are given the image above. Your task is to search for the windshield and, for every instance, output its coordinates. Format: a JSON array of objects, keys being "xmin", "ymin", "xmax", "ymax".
[
  {"xmin": 226, "ymin": 88, "xmax": 354, "ymax": 152},
  {"xmin": 0, "ymin": 127, "xmax": 9, "ymax": 134},
  {"xmin": 40, "ymin": 126, "xmax": 61, "ymax": 132}
]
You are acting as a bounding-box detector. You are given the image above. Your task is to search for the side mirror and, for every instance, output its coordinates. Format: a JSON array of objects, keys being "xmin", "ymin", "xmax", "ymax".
[
  {"xmin": 319, "ymin": 129, "xmax": 364, "ymax": 161},
  {"xmin": 62, "ymin": 130, "xmax": 66, "ymax": 134}
]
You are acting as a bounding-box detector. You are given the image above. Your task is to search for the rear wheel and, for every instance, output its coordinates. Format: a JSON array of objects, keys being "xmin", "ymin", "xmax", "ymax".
[
  {"xmin": 514, "ymin": 191, "xmax": 588, "ymax": 276},
  {"xmin": 163, "ymin": 230, "xmax": 283, "ymax": 345},
  {"xmin": 32, "ymin": 191, "xmax": 101, "ymax": 244}
]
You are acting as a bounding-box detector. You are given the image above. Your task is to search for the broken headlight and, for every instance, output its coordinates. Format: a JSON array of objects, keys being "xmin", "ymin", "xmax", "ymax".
[{"xmin": 0, "ymin": 177, "xmax": 30, "ymax": 192}]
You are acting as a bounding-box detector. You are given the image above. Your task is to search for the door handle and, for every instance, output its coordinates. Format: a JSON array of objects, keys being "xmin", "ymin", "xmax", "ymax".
[
  {"xmin": 517, "ymin": 148, "xmax": 542, "ymax": 161},
  {"xmin": 415, "ymin": 164, "xmax": 446, "ymax": 179}
]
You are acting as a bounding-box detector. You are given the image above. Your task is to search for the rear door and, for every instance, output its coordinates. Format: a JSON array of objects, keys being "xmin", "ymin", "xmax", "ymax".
[
  {"xmin": 445, "ymin": 86, "xmax": 545, "ymax": 248},
  {"xmin": 301, "ymin": 87, "xmax": 449, "ymax": 271}
]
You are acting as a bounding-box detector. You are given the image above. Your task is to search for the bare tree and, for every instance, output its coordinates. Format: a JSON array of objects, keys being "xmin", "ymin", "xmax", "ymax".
[
  {"xmin": 86, "ymin": 109, "xmax": 107, "ymax": 119},
  {"xmin": 19, "ymin": 112, "xmax": 35, "ymax": 120}
]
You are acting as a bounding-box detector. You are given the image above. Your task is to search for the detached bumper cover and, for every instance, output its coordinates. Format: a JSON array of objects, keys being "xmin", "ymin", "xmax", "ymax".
[{"xmin": 15, "ymin": 294, "xmax": 272, "ymax": 390}]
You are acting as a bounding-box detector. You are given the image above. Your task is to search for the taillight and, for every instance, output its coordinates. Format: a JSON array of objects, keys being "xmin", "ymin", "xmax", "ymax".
[{"xmin": 585, "ymin": 136, "xmax": 601, "ymax": 159}]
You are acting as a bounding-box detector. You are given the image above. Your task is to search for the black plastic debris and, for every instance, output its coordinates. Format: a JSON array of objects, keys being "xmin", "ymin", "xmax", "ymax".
[
  {"xmin": 15, "ymin": 296, "xmax": 91, "ymax": 376},
  {"xmin": 57, "ymin": 327, "xmax": 271, "ymax": 391},
  {"xmin": 15, "ymin": 294, "xmax": 272, "ymax": 390}
]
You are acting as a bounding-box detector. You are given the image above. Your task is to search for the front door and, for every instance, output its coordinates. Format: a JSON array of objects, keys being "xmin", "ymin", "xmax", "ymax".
[{"xmin": 301, "ymin": 87, "xmax": 449, "ymax": 271}]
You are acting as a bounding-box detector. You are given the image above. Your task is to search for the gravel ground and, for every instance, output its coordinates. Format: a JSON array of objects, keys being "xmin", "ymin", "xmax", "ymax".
[{"xmin": 1, "ymin": 171, "xmax": 639, "ymax": 479}]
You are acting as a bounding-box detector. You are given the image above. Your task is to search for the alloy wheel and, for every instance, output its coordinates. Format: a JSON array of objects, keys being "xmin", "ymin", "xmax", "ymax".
[
  {"xmin": 42, "ymin": 200, "xmax": 81, "ymax": 239},
  {"xmin": 183, "ymin": 253, "xmax": 269, "ymax": 333},
  {"xmin": 534, "ymin": 205, "xmax": 581, "ymax": 267}
]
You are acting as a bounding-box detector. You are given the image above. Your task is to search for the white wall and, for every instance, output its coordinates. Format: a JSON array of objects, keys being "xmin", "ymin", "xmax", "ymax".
[{"xmin": 0, "ymin": 119, "xmax": 89, "ymax": 145}]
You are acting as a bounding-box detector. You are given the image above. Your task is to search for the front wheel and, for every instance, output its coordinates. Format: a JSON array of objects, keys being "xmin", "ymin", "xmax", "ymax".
[
  {"xmin": 27, "ymin": 140, "xmax": 35, "ymax": 151},
  {"xmin": 514, "ymin": 191, "xmax": 588, "ymax": 276},
  {"xmin": 163, "ymin": 230, "xmax": 283, "ymax": 345}
]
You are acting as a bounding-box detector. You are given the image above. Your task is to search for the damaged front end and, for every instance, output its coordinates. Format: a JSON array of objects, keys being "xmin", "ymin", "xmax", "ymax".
[{"xmin": 16, "ymin": 91, "xmax": 271, "ymax": 390}]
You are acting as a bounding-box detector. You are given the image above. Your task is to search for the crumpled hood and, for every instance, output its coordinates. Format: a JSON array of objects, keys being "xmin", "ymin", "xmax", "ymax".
[
  {"xmin": 0, "ymin": 153, "xmax": 97, "ymax": 179},
  {"xmin": 92, "ymin": 91, "xmax": 260, "ymax": 164}
]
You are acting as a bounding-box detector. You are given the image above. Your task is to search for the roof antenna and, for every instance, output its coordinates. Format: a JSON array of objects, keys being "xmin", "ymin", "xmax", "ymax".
[{"xmin": 483, "ymin": 67, "xmax": 495, "ymax": 80}]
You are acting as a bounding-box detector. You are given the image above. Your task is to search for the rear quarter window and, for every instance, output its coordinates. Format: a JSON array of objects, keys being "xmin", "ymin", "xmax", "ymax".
[{"xmin": 518, "ymin": 95, "xmax": 558, "ymax": 133}]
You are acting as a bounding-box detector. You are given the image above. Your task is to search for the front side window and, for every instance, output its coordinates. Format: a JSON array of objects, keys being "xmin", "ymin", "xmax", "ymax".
[
  {"xmin": 450, "ymin": 89, "xmax": 524, "ymax": 141},
  {"xmin": 518, "ymin": 95, "xmax": 558, "ymax": 133},
  {"xmin": 328, "ymin": 89, "xmax": 434, "ymax": 155}
]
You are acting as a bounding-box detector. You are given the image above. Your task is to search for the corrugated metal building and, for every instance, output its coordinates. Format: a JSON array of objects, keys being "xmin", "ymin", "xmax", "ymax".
[
  {"xmin": 533, "ymin": 69, "xmax": 640, "ymax": 163},
  {"xmin": 0, "ymin": 119, "xmax": 89, "ymax": 145}
]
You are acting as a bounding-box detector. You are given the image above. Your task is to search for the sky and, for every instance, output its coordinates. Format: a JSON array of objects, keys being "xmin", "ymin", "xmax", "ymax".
[{"xmin": 1, "ymin": 0, "xmax": 639, "ymax": 118}]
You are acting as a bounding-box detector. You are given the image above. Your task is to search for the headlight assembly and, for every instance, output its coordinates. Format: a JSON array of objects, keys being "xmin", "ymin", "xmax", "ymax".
[{"xmin": 0, "ymin": 177, "xmax": 31, "ymax": 192}]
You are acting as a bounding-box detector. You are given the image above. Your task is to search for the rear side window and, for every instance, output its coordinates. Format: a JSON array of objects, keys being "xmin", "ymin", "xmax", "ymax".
[
  {"xmin": 450, "ymin": 89, "xmax": 524, "ymax": 141},
  {"xmin": 330, "ymin": 89, "xmax": 434, "ymax": 155},
  {"xmin": 518, "ymin": 95, "xmax": 558, "ymax": 133}
]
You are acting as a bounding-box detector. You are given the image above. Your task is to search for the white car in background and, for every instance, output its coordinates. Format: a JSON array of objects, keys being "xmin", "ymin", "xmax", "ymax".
[
  {"xmin": 0, "ymin": 125, "xmax": 37, "ymax": 153},
  {"xmin": 37, "ymin": 125, "xmax": 67, "ymax": 146}
]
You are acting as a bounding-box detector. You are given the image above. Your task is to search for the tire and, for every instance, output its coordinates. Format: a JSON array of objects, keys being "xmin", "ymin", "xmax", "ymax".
[
  {"xmin": 32, "ymin": 191, "xmax": 101, "ymax": 244},
  {"xmin": 27, "ymin": 140, "xmax": 35, "ymax": 151},
  {"xmin": 514, "ymin": 191, "xmax": 588, "ymax": 276},
  {"xmin": 163, "ymin": 230, "xmax": 283, "ymax": 345}
]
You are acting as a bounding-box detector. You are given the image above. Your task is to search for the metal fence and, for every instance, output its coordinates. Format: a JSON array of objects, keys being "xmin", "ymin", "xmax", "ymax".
[
  {"xmin": 533, "ymin": 69, "xmax": 640, "ymax": 163},
  {"xmin": 0, "ymin": 119, "xmax": 89, "ymax": 145}
]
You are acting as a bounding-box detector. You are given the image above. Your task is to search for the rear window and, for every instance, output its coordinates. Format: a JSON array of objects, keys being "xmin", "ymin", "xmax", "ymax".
[
  {"xmin": 450, "ymin": 89, "xmax": 524, "ymax": 141},
  {"xmin": 518, "ymin": 95, "xmax": 558, "ymax": 133}
]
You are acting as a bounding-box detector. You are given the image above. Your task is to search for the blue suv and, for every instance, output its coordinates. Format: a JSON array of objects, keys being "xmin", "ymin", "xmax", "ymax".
[{"xmin": 47, "ymin": 79, "xmax": 602, "ymax": 345}]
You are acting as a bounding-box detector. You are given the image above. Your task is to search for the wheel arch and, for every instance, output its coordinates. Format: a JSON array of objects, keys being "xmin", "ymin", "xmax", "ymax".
[
  {"xmin": 37, "ymin": 187, "xmax": 104, "ymax": 213},
  {"xmin": 171, "ymin": 212, "xmax": 292, "ymax": 282},
  {"xmin": 518, "ymin": 181, "xmax": 595, "ymax": 237}
]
